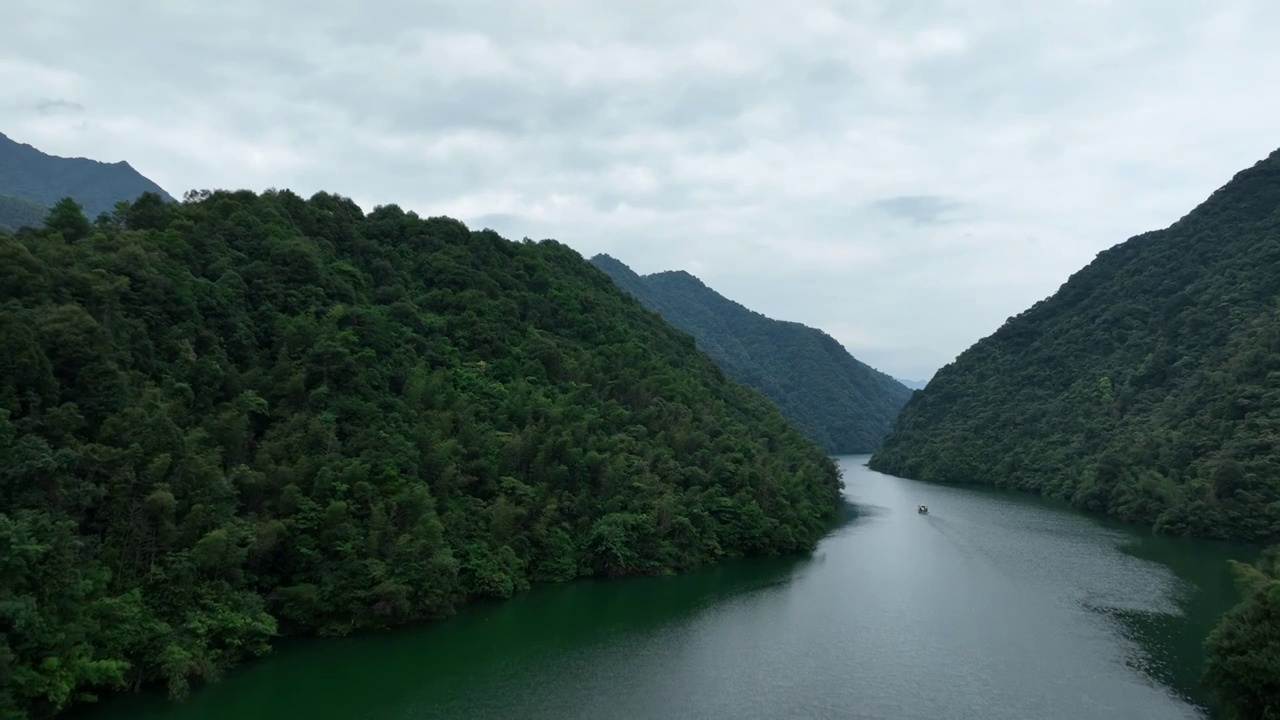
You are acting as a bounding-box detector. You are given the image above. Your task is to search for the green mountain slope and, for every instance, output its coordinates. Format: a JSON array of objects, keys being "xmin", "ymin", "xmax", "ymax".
[
  {"xmin": 0, "ymin": 193, "xmax": 47, "ymax": 231},
  {"xmin": 0, "ymin": 190, "xmax": 841, "ymax": 719},
  {"xmin": 870, "ymin": 148, "xmax": 1280, "ymax": 543},
  {"xmin": 590, "ymin": 254, "xmax": 913, "ymax": 454},
  {"xmin": 0, "ymin": 131, "xmax": 174, "ymax": 219}
]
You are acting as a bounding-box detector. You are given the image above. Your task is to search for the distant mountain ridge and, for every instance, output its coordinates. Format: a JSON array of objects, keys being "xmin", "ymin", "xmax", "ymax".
[
  {"xmin": 0, "ymin": 130, "xmax": 174, "ymax": 225},
  {"xmin": 590, "ymin": 254, "xmax": 913, "ymax": 454}
]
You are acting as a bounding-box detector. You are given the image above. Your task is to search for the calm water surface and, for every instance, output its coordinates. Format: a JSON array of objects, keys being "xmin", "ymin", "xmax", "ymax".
[{"xmin": 82, "ymin": 456, "xmax": 1254, "ymax": 719}]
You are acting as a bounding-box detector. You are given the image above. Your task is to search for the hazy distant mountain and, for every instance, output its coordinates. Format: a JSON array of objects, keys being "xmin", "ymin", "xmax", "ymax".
[
  {"xmin": 0, "ymin": 193, "xmax": 48, "ymax": 231},
  {"xmin": 898, "ymin": 378, "xmax": 929, "ymax": 390},
  {"xmin": 591, "ymin": 254, "xmax": 913, "ymax": 454},
  {"xmin": 0, "ymin": 131, "xmax": 174, "ymax": 221}
]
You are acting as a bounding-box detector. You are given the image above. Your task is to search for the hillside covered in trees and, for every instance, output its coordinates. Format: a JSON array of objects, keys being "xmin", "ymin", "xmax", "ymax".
[
  {"xmin": 0, "ymin": 131, "xmax": 174, "ymax": 221},
  {"xmin": 0, "ymin": 191, "xmax": 842, "ymax": 719},
  {"xmin": 590, "ymin": 255, "xmax": 912, "ymax": 454},
  {"xmin": 870, "ymin": 148, "xmax": 1280, "ymax": 544},
  {"xmin": 0, "ymin": 193, "xmax": 47, "ymax": 232}
]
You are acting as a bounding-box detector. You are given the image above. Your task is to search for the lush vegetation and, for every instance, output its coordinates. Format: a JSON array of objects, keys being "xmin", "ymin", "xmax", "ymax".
[
  {"xmin": 0, "ymin": 132, "xmax": 174, "ymax": 219},
  {"xmin": 0, "ymin": 191, "xmax": 842, "ymax": 719},
  {"xmin": 590, "ymin": 254, "xmax": 912, "ymax": 454},
  {"xmin": 1202, "ymin": 548, "xmax": 1280, "ymax": 719},
  {"xmin": 870, "ymin": 149, "xmax": 1280, "ymax": 712},
  {"xmin": 871, "ymin": 148, "xmax": 1280, "ymax": 544},
  {"xmin": 0, "ymin": 194, "xmax": 47, "ymax": 232}
]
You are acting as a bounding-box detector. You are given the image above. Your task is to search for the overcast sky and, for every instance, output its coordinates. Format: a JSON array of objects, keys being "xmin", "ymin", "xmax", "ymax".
[{"xmin": 3, "ymin": 0, "xmax": 1278, "ymax": 380}]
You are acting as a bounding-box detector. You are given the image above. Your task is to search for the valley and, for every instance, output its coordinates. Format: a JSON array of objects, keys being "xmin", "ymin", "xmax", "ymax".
[{"xmin": 1, "ymin": 134, "xmax": 1277, "ymax": 720}]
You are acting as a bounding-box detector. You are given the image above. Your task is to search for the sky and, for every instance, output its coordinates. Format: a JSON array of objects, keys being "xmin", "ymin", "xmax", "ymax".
[{"xmin": 2, "ymin": 0, "xmax": 1279, "ymax": 380}]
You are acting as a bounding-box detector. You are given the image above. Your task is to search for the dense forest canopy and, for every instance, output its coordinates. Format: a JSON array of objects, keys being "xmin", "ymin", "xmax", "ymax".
[
  {"xmin": 870, "ymin": 148, "xmax": 1280, "ymax": 543},
  {"xmin": 1201, "ymin": 549, "xmax": 1280, "ymax": 719},
  {"xmin": 0, "ymin": 131, "xmax": 174, "ymax": 219},
  {"xmin": 590, "ymin": 254, "xmax": 912, "ymax": 454},
  {"xmin": 0, "ymin": 191, "xmax": 842, "ymax": 719}
]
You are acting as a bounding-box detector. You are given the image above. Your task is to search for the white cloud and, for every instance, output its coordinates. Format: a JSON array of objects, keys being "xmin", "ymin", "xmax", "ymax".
[{"xmin": 2, "ymin": 0, "xmax": 1278, "ymax": 379}]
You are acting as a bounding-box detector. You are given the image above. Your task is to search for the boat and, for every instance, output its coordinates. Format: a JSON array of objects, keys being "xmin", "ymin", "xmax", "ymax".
[{"xmin": 917, "ymin": 505, "xmax": 929, "ymax": 514}]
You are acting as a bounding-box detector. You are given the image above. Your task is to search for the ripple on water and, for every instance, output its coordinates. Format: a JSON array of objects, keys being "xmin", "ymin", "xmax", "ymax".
[
  {"xmin": 957, "ymin": 504, "xmax": 1196, "ymax": 703},
  {"xmin": 843, "ymin": 461, "xmax": 1213, "ymax": 719}
]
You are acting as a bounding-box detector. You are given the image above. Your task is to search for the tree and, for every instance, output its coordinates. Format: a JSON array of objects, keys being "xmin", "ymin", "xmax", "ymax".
[
  {"xmin": 43, "ymin": 198, "xmax": 91, "ymax": 242},
  {"xmin": 1202, "ymin": 550, "xmax": 1280, "ymax": 720},
  {"xmin": 0, "ymin": 188, "xmax": 843, "ymax": 718}
]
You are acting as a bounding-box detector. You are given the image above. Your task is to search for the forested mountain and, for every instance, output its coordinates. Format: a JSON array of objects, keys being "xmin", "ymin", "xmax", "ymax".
[
  {"xmin": 590, "ymin": 255, "xmax": 912, "ymax": 454},
  {"xmin": 869, "ymin": 148, "xmax": 1280, "ymax": 543},
  {"xmin": 866, "ymin": 151, "xmax": 1280, "ymax": 718},
  {"xmin": 0, "ymin": 131, "xmax": 174, "ymax": 219},
  {"xmin": 0, "ymin": 193, "xmax": 47, "ymax": 231},
  {"xmin": 0, "ymin": 191, "xmax": 842, "ymax": 719}
]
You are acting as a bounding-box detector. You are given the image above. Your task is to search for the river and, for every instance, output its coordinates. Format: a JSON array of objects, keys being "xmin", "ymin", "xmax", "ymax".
[{"xmin": 79, "ymin": 455, "xmax": 1254, "ymax": 719}]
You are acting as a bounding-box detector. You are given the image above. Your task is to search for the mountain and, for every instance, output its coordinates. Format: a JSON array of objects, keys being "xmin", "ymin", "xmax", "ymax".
[
  {"xmin": 0, "ymin": 190, "xmax": 841, "ymax": 719},
  {"xmin": 869, "ymin": 148, "xmax": 1280, "ymax": 544},
  {"xmin": 590, "ymin": 254, "xmax": 913, "ymax": 454},
  {"xmin": 0, "ymin": 193, "xmax": 47, "ymax": 231},
  {"xmin": 898, "ymin": 378, "xmax": 930, "ymax": 390},
  {"xmin": 0, "ymin": 131, "xmax": 174, "ymax": 219}
]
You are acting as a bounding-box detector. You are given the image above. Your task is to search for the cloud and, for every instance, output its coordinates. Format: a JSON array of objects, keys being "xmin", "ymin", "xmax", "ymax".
[
  {"xmin": 870, "ymin": 195, "xmax": 964, "ymax": 225},
  {"xmin": 2, "ymin": 0, "xmax": 1279, "ymax": 379},
  {"xmin": 34, "ymin": 98, "xmax": 84, "ymax": 115}
]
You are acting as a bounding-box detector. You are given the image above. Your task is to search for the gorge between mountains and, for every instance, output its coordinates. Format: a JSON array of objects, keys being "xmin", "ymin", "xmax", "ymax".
[{"xmin": 1, "ymin": 134, "xmax": 1278, "ymax": 720}]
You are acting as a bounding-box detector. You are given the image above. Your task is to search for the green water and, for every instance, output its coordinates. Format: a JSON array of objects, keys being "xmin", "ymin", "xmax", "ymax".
[{"xmin": 79, "ymin": 456, "xmax": 1255, "ymax": 719}]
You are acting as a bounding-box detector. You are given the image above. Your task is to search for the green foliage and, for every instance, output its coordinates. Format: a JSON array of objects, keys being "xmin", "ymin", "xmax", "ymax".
[
  {"xmin": 590, "ymin": 254, "xmax": 912, "ymax": 453},
  {"xmin": 0, "ymin": 131, "xmax": 174, "ymax": 220},
  {"xmin": 871, "ymin": 148, "xmax": 1280, "ymax": 543},
  {"xmin": 0, "ymin": 194, "xmax": 47, "ymax": 233},
  {"xmin": 0, "ymin": 189, "xmax": 841, "ymax": 719},
  {"xmin": 1202, "ymin": 548, "xmax": 1280, "ymax": 719}
]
